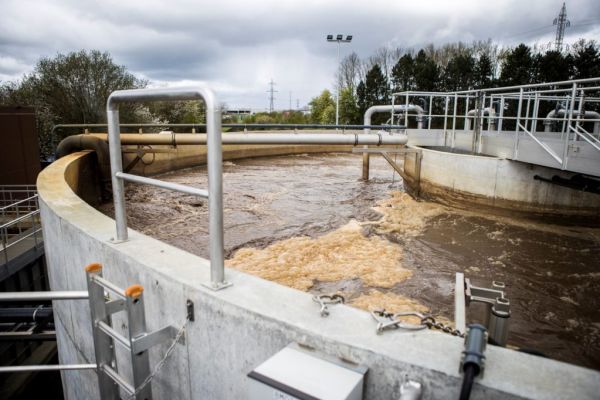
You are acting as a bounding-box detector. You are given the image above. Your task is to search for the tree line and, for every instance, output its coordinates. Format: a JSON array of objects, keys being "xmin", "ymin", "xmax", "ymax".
[
  {"xmin": 309, "ymin": 39, "xmax": 600, "ymax": 125},
  {"xmin": 0, "ymin": 50, "xmax": 214, "ymax": 159}
]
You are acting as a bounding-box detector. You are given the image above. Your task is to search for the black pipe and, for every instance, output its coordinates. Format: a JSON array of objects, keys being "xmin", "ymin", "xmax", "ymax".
[
  {"xmin": 534, "ymin": 174, "xmax": 600, "ymax": 194},
  {"xmin": 56, "ymin": 134, "xmax": 111, "ymax": 198},
  {"xmin": 459, "ymin": 364, "xmax": 477, "ymax": 400},
  {"xmin": 459, "ymin": 324, "xmax": 487, "ymax": 400},
  {"xmin": 0, "ymin": 307, "xmax": 53, "ymax": 324}
]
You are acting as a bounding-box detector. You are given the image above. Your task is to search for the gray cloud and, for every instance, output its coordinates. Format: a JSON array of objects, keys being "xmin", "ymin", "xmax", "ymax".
[{"xmin": 0, "ymin": 0, "xmax": 599, "ymax": 110}]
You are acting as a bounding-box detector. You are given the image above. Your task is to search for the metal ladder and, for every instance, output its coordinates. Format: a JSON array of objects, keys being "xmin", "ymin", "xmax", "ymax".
[
  {"xmin": 85, "ymin": 262, "xmax": 185, "ymax": 399},
  {"xmin": 0, "ymin": 262, "xmax": 188, "ymax": 400}
]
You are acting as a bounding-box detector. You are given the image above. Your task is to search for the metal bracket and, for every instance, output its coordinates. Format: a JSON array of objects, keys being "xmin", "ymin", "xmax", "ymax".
[
  {"xmin": 186, "ymin": 299, "xmax": 195, "ymax": 322},
  {"xmin": 201, "ymin": 281, "xmax": 233, "ymax": 291},
  {"xmin": 131, "ymin": 325, "xmax": 181, "ymax": 354},
  {"xmin": 456, "ymin": 273, "xmax": 511, "ymax": 346}
]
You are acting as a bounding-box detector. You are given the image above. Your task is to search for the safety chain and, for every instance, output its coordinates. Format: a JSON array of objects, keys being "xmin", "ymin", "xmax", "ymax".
[
  {"xmin": 371, "ymin": 309, "xmax": 464, "ymax": 337},
  {"xmin": 421, "ymin": 316, "xmax": 465, "ymax": 338},
  {"xmin": 312, "ymin": 294, "xmax": 345, "ymax": 317},
  {"xmin": 125, "ymin": 317, "xmax": 189, "ymax": 400}
]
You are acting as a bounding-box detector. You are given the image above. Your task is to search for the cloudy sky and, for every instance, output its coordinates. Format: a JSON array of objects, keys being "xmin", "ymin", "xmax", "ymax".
[{"xmin": 1, "ymin": 0, "xmax": 599, "ymax": 110}]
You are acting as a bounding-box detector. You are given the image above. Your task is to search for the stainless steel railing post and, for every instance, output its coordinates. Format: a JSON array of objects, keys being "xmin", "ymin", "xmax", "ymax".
[{"xmin": 106, "ymin": 87, "xmax": 228, "ymax": 289}]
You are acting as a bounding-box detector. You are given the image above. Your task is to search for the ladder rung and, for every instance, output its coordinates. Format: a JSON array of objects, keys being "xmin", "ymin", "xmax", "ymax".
[
  {"xmin": 105, "ymin": 299, "xmax": 125, "ymax": 315},
  {"xmin": 103, "ymin": 364, "xmax": 134, "ymax": 395},
  {"xmin": 91, "ymin": 276, "xmax": 126, "ymax": 300},
  {"xmin": 97, "ymin": 321, "xmax": 131, "ymax": 351}
]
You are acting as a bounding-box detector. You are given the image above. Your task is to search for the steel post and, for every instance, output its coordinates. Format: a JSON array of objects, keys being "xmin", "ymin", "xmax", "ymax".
[
  {"xmin": 513, "ymin": 88, "xmax": 524, "ymax": 158},
  {"xmin": 125, "ymin": 286, "xmax": 152, "ymax": 400},
  {"xmin": 563, "ymin": 83, "xmax": 577, "ymax": 169}
]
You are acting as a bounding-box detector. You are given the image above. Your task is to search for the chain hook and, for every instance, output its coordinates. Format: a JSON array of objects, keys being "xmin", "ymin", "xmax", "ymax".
[
  {"xmin": 370, "ymin": 309, "xmax": 428, "ymax": 334},
  {"xmin": 312, "ymin": 294, "xmax": 345, "ymax": 317}
]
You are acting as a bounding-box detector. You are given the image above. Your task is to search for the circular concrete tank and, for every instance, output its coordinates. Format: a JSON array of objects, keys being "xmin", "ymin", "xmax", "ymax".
[
  {"xmin": 401, "ymin": 146, "xmax": 600, "ymax": 218},
  {"xmin": 37, "ymin": 143, "xmax": 600, "ymax": 399}
]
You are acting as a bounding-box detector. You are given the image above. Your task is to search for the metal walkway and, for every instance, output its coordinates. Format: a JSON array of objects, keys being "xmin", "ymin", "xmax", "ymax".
[
  {"xmin": 0, "ymin": 185, "xmax": 43, "ymax": 279},
  {"xmin": 391, "ymin": 77, "xmax": 600, "ymax": 177}
]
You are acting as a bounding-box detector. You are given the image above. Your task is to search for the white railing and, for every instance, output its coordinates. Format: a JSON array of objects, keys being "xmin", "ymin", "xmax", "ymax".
[
  {"xmin": 390, "ymin": 77, "xmax": 600, "ymax": 173},
  {"xmin": 0, "ymin": 187, "xmax": 42, "ymax": 266}
]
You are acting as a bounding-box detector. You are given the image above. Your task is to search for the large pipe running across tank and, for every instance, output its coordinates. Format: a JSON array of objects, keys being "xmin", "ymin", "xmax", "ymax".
[
  {"xmin": 71, "ymin": 132, "xmax": 408, "ymax": 146},
  {"xmin": 544, "ymin": 109, "xmax": 600, "ymax": 134},
  {"xmin": 362, "ymin": 104, "xmax": 412, "ymax": 180}
]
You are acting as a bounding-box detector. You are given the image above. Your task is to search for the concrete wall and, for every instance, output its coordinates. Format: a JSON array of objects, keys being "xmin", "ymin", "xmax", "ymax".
[
  {"xmin": 403, "ymin": 146, "xmax": 600, "ymax": 217},
  {"xmin": 38, "ymin": 150, "xmax": 600, "ymax": 400}
]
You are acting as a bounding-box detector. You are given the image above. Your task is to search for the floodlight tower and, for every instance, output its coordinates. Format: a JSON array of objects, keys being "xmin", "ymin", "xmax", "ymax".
[
  {"xmin": 553, "ymin": 2, "xmax": 570, "ymax": 52},
  {"xmin": 326, "ymin": 34, "xmax": 353, "ymax": 126}
]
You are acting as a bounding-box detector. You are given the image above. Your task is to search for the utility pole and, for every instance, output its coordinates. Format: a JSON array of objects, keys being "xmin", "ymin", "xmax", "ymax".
[
  {"xmin": 289, "ymin": 91, "xmax": 292, "ymax": 111},
  {"xmin": 553, "ymin": 2, "xmax": 570, "ymax": 52},
  {"xmin": 296, "ymin": 99, "xmax": 300, "ymax": 110},
  {"xmin": 267, "ymin": 79, "xmax": 277, "ymax": 113}
]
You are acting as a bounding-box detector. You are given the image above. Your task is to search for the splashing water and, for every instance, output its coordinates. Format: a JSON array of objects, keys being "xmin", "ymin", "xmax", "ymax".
[{"xmin": 98, "ymin": 153, "xmax": 600, "ymax": 369}]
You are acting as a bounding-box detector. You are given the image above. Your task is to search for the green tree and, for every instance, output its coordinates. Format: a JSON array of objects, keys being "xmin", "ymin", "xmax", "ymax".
[
  {"xmin": 356, "ymin": 80, "xmax": 367, "ymax": 116},
  {"xmin": 391, "ymin": 54, "xmax": 415, "ymax": 92},
  {"xmin": 338, "ymin": 87, "xmax": 360, "ymax": 124},
  {"xmin": 473, "ymin": 53, "xmax": 495, "ymax": 89},
  {"xmin": 570, "ymin": 39, "xmax": 600, "ymax": 79},
  {"xmin": 308, "ymin": 90, "xmax": 335, "ymax": 124},
  {"xmin": 364, "ymin": 64, "xmax": 389, "ymax": 105},
  {"xmin": 0, "ymin": 50, "xmax": 146, "ymax": 158},
  {"xmin": 443, "ymin": 53, "xmax": 474, "ymax": 91},
  {"xmin": 534, "ymin": 50, "xmax": 571, "ymax": 83},
  {"xmin": 413, "ymin": 50, "xmax": 439, "ymax": 91},
  {"xmin": 499, "ymin": 44, "xmax": 534, "ymax": 86},
  {"xmin": 148, "ymin": 101, "xmax": 206, "ymax": 125}
]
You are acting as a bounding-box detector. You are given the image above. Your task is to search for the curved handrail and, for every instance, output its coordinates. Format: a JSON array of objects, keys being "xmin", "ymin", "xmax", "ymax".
[{"xmin": 106, "ymin": 87, "xmax": 227, "ymax": 289}]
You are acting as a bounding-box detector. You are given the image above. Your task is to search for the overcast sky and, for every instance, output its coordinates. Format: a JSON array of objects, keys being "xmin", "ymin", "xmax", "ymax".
[{"xmin": 1, "ymin": 0, "xmax": 599, "ymax": 111}]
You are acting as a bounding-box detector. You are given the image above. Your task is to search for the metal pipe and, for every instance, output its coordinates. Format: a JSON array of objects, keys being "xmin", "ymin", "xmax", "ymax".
[
  {"xmin": 56, "ymin": 135, "xmax": 111, "ymax": 187},
  {"xmin": 0, "ymin": 364, "xmax": 97, "ymax": 373},
  {"xmin": 464, "ymin": 107, "xmax": 496, "ymax": 131},
  {"xmin": 0, "ymin": 291, "xmax": 89, "ymax": 301},
  {"xmin": 363, "ymin": 105, "xmax": 412, "ymax": 181},
  {"xmin": 107, "ymin": 86, "xmax": 227, "ymax": 289},
  {"xmin": 117, "ymin": 172, "xmax": 209, "ymax": 198},
  {"xmin": 87, "ymin": 132, "xmax": 408, "ymax": 146},
  {"xmin": 544, "ymin": 110, "xmax": 600, "ymax": 133},
  {"xmin": 364, "ymin": 105, "xmax": 423, "ymax": 131},
  {"xmin": 454, "ymin": 273, "xmax": 466, "ymax": 334},
  {"xmin": 52, "ymin": 123, "xmax": 405, "ymax": 132},
  {"xmin": 0, "ymin": 307, "xmax": 53, "ymax": 323}
]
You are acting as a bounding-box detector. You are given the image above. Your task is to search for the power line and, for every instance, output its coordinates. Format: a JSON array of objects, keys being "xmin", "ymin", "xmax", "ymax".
[
  {"xmin": 267, "ymin": 79, "xmax": 277, "ymax": 113},
  {"xmin": 501, "ymin": 24, "xmax": 555, "ymax": 40}
]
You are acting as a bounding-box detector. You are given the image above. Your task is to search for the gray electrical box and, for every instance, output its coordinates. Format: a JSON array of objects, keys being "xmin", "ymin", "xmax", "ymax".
[{"xmin": 247, "ymin": 343, "xmax": 367, "ymax": 400}]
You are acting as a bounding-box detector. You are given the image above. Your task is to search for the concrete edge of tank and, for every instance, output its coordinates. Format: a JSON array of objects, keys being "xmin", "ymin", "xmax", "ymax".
[
  {"xmin": 403, "ymin": 146, "xmax": 600, "ymax": 219},
  {"xmin": 37, "ymin": 149, "xmax": 600, "ymax": 399}
]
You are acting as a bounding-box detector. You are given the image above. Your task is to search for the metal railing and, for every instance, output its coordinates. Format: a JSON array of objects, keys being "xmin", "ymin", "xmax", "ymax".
[
  {"xmin": 0, "ymin": 186, "xmax": 42, "ymax": 266},
  {"xmin": 389, "ymin": 77, "xmax": 600, "ymax": 173},
  {"xmin": 106, "ymin": 87, "xmax": 229, "ymax": 290},
  {"xmin": 571, "ymin": 124, "xmax": 600, "ymax": 152},
  {"xmin": 0, "ymin": 290, "xmax": 94, "ymax": 374}
]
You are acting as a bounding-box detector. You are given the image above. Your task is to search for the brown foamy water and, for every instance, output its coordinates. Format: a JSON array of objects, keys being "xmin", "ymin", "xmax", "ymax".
[{"xmin": 98, "ymin": 153, "xmax": 600, "ymax": 370}]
